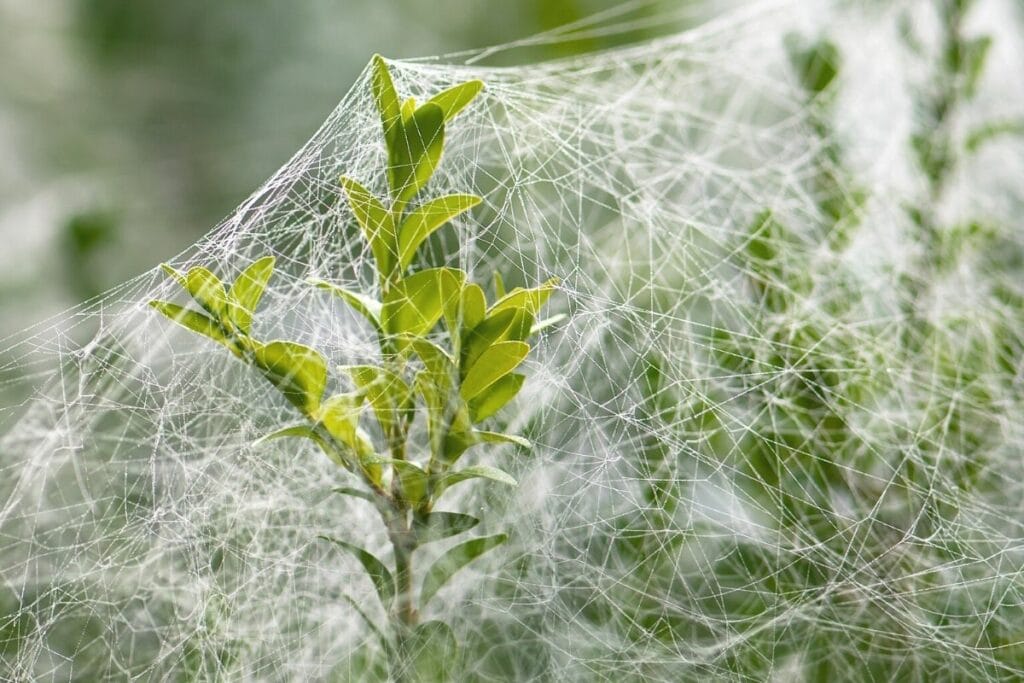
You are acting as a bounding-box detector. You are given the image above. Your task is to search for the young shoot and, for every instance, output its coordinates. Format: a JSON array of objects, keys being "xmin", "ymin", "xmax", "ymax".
[{"xmin": 149, "ymin": 54, "xmax": 561, "ymax": 681}]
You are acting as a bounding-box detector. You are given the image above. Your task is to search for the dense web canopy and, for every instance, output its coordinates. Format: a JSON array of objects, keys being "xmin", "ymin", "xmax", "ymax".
[{"xmin": 2, "ymin": 1, "xmax": 1023, "ymax": 680}]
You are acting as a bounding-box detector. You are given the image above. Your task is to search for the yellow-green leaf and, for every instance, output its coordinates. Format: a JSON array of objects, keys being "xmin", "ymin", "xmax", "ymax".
[
  {"xmin": 253, "ymin": 340, "xmax": 328, "ymax": 415},
  {"xmin": 488, "ymin": 277, "xmax": 559, "ymax": 318},
  {"xmin": 398, "ymin": 194, "xmax": 481, "ymax": 271},
  {"xmin": 460, "ymin": 341, "xmax": 530, "ymax": 401},
  {"xmin": 340, "ymin": 176, "xmax": 397, "ymax": 277},
  {"xmin": 381, "ymin": 268, "xmax": 447, "ymax": 339},
  {"xmin": 371, "ymin": 55, "xmax": 401, "ymax": 148},
  {"xmin": 428, "ymin": 80, "xmax": 484, "ymax": 121},
  {"xmin": 344, "ymin": 365, "xmax": 413, "ymax": 439},
  {"xmin": 389, "ymin": 103, "xmax": 445, "ymax": 206},
  {"xmin": 148, "ymin": 301, "xmax": 230, "ymax": 348},
  {"xmin": 227, "ymin": 255, "xmax": 275, "ymax": 334}
]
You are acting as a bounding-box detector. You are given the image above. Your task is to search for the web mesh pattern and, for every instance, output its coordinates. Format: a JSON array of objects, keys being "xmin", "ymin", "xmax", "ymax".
[{"xmin": 2, "ymin": 1, "xmax": 1023, "ymax": 680}]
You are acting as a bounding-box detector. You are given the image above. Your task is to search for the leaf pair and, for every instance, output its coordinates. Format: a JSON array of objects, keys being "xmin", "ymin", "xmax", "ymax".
[
  {"xmin": 320, "ymin": 532, "xmax": 507, "ymax": 616},
  {"xmin": 149, "ymin": 256, "xmax": 276, "ymax": 353},
  {"xmin": 370, "ymin": 55, "xmax": 483, "ymax": 209}
]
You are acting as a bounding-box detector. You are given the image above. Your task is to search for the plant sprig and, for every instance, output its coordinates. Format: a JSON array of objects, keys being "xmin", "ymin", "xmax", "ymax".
[{"xmin": 150, "ymin": 54, "xmax": 561, "ymax": 681}]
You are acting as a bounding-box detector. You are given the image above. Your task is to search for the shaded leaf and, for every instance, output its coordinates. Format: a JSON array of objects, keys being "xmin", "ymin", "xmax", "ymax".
[
  {"xmin": 320, "ymin": 536, "xmax": 395, "ymax": 610},
  {"xmin": 413, "ymin": 512, "xmax": 480, "ymax": 544},
  {"xmin": 254, "ymin": 423, "xmax": 346, "ymax": 468},
  {"xmin": 227, "ymin": 255, "xmax": 275, "ymax": 334},
  {"xmin": 405, "ymin": 621, "xmax": 459, "ymax": 683},
  {"xmin": 460, "ymin": 341, "xmax": 530, "ymax": 401},
  {"xmin": 428, "ymin": 80, "xmax": 484, "ymax": 121},
  {"xmin": 398, "ymin": 194, "xmax": 481, "ymax": 271},
  {"xmin": 392, "ymin": 460, "xmax": 428, "ymax": 506},
  {"xmin": 433, "ymin": 465, "xmax": 518, "ymax": 501},
  {"xmin": 468, "ymin": 373, "xmax": 525, "ymax": 422},
  {"xmin": 331, "ymin": 486, "xmax": 376, "ymax": 505},
  {"xmin": 345, "ymin": 365, "xmax": 413, "ymax": 439},
  {"xmin": 420, "ymin": 534, "xmax": 508, "ymax": 608},
  {"xmin": 389, "ymin": 103, "xmax": 445, "ymax": 206},
  {"xmin": 340, "ymin": 176, "xmax": 397, "ymax": 276},
  {"xmin": 460, "ymin": 308, "xmax": 517, "ymax": 372},
  {"xmin": 253, "ymin": 341, "xmax": 328, "ymax": 415},
  {"xmin": 493, "ymin": 271, "xmax": 506, "ymax": 299}
]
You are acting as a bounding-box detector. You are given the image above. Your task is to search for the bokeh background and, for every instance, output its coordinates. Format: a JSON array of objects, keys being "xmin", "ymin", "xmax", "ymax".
[{"xmin": 0, "ymin": 0, "xmax": 713, "ymax": 335}]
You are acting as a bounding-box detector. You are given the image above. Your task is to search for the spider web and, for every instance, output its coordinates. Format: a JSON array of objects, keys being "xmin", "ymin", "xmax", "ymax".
[{"xmin": 2, "ymin": 0, "xmax": 1024, "ymax": 680}]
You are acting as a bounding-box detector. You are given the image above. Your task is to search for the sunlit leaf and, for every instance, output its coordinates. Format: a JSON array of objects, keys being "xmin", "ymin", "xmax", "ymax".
[
  {"xmin": 381, "ymin": 268, "xmax": 448, "ymax": 339},
  {"xmin": 413, "ymin": 512, "xmax": 479, "ymax": 544},
  {"xmin": 371, "ymin": 54, "xmax": 401, "ymax": 148},
  {"xmin": 148, "ymin": 301, "xmax": 230, "ymax": 348},
  {"xmin": 488, "ymin": 277, "xmax": 559, "ymax": 318},
  {"xmin": 530, "ymin": 314, "xmax": 566, "ymax": 336},
  {"xmin": 428, "ymin": 79, "xmax": 484, "ymax": 121},
  {"xmin": 253, "ymin": 340, "xmax": 328, "ymax": 415},
  {"xmin": 389, "ymin": 102, "xmax": 445, "ymax": 206},
  {"xmin": 420, "ymin": 534, "xmax": 508, "ymax": 608},
  {"xmin": 227, "ymin": 255, "xmax": 275, "ymax": 334},
  {"xmin": 161, "ymin": 264, "xmax": 228, "ymax": 319},
  {"xmin": 460, "ymin": 341, "xmax": 530, "ymax": 401},
  {"xmin": 340, "ymin": 176, "xmax": 397, "ymax": 277},
  {"xmin": 460, "ymin": 308, "xmax": 517, "ymax": 372},
  {"xmin": 319, "ymin": 536, "xmax": 395, "ymax": 610},
  {"xmin": 398, "ymin": 194, "xmax": 481, "ymax": 271}
]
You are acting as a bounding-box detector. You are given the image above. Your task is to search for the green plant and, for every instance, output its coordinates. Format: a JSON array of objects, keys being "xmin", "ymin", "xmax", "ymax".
[{"xmin": 149, "ymin": 55, "xmax": 560, "ymax": 681}]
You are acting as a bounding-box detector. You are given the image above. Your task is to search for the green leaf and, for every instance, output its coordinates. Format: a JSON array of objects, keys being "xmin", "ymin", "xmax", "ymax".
[
  {"xmin": 459, "ymin": 283, "xmax": 487, "ymax": 332},
  {"xmin": 460, "ymin": 308, "xmax": 517, "ymax": 372},
  {"xmin": 389, "ymin": 102, "xmax": 445, "ymax": 206},
  {"xmin": 310, "ymin": 279, "xmax": 382, "ymax": 332},
  {"xmin": 331, "ymin": 486, "xmax": 376, "ymax": 505},
  {"xmin": 468, "ymin": 373, "xmax": 525, "ymax": 422},
  {"xmin": 476, "ymin": 430, "xmax": 531, "ymax": 448},
  {"xmin": 433, "ymin": 465, "xmax": 518, "ymax": 500},
  {"xmin": 398, "ymin": 194, "xmax": 481, "ymax": 271},
  {"xmin": 428, "ymin": 79, "xmax": 484, "ymax": 121},
  {"xmin": 488, "ymin": 277, "xmax": 559, "ymax": 318},
  {"xmin": 253, "ymin": 340, "xmax": 328, "ymax": 415},
  {"xmin": 148, "ymin": 301, "xmax": 230, "ymax": 347},
  {"xmin": 460, "ymin": 341, "xmax": 530, "ymax": 401},
  {"xmin": 405, "ymin": 621, "xmax": 459, "ymax": 683},
  {"xmin": 319, "ymin": 536, "xmax": 395, "ymax": 610},
  {"xmin": 530, "ymin": 314, "xmax": 566, "ymax": 336},
  {"xmin": 340, "ymin": 176, "xmax": 397, "ymax": 277},
  {"xmin": 392, "ymin": 460, "xmax": 428, "ymax": 506},
  {"xmin": 254, "ymin": 424, "xmax": 347, "ymax": 469},
  {"xmin": 413, "ymin": 512, "xmax": 480, "ymax": 544},
  {"xmin": 492, "ymin": 271, "xmax": 506, "ymax": 299},
  {"xmin": 381, "ymin": 268, "xmax": 448, "ymax": 339},
  {"xmin": 420, "ymin": 534, "xmax": 508, "ymax": 608},
  {"xmin": 344, "ymin": 365, "xmax": 413, "ymax": 439},
  {"xmin": 371, "ymin": 54, "xmax": 401, "ymax": 148},
  {"xmin": 227, "ymin": 255, "xmax": 275, "ymax": 334},
  {"xmin": 161, "ymin": 264, "xmax": 230, "ymax": 320}
]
